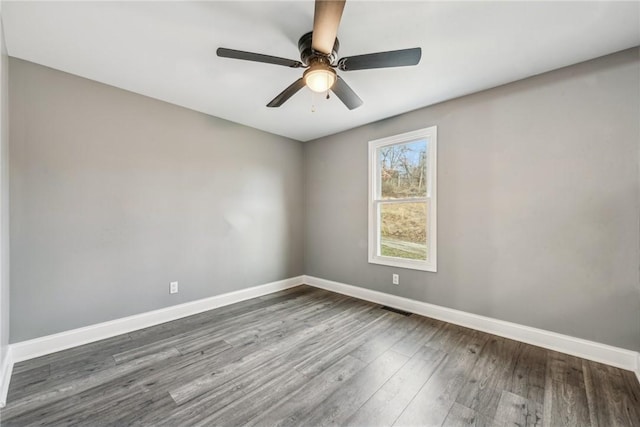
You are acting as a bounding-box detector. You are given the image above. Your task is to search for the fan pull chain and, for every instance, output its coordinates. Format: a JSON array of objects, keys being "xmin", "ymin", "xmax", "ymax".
[
  {"xmin": 310, "ymin": 89, "xmax": 329, "ymax": 112},
  {"xmin": 311, "ymin": 90, "xmax": 321, "ymax": 112}
]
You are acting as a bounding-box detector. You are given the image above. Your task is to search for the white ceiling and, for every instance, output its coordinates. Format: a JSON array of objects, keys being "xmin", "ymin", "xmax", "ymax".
[{"xmin": 3, "ymin": 1, "xmax": 639, "ymax": 141}]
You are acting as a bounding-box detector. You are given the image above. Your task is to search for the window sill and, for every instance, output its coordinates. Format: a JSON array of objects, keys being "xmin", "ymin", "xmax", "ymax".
[{"xmin": 368, "ymin": 255, "xmax": 437, "ymax": 272}]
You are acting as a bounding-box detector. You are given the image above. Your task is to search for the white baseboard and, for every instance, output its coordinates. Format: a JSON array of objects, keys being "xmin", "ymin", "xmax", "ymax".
[
  {"xmin": 9, "ymin": 276, "xmax": 304, "ymax": 364},
  {"xmin": 303, "ymin": 275, "xmax": 640, "ymax": 374},
  {"xmin": 0, "ymin": 346, "xmax": 13, "ymax": 407}
]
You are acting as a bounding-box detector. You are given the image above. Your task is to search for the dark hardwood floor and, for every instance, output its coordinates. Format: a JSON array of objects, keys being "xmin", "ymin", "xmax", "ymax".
[{"xmin": 2, "ymin": 285, "xmax": 639, "ymax": 426}]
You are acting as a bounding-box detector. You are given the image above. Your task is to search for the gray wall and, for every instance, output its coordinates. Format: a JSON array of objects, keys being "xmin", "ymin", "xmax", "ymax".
[
  {"xmin": 0, "ymin": 11, "xmax": 9, "ymax": 370},
  {"xmin": 9, "ymin": 58, "xmax": 304, "ymax": 342},
  {"xmin": 304, "ymin": 48, "xmax": 640, "ymax": 352}
]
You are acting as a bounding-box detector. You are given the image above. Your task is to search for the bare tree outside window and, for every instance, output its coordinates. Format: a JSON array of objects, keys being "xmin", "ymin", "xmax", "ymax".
[
  {"xmin": 377, "ymin": 140, "xmax": 428, "ymax": 260},
  {"xmin": 379, "ymin": 141, "xmax": 427, "ymax": 199}
]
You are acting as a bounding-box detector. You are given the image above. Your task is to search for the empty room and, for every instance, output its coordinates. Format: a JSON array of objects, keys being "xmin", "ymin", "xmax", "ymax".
[{"xmin": 0, "ymin": 0, "xmax": 639, "ymax": 426}]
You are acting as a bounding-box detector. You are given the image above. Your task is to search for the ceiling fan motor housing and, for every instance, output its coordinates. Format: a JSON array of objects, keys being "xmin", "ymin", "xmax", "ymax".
[{"xmin": 298, "ymin": 31, "xmax": 340, "ymax": 66}]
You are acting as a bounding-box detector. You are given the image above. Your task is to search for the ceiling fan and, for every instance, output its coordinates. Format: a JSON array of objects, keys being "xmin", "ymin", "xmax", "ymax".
[{"xmin": 216, "ymin": 0, "xmax": 422, "ymax": 110}]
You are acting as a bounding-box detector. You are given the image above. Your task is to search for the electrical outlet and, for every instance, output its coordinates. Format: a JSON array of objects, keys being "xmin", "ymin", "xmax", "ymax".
[
  {"xmin": 170, "ymin": 281, "xmax": 179, "ymax": 294},
  {"xmin": 392, "ymin": 274, "xmax": 399, "ymax": 285}
]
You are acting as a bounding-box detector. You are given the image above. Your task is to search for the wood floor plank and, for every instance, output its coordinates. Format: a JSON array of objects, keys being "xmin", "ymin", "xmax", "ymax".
[
  {"xmin": 245, "ymin": 355, "xmax": 367, "ymax": 427},
  {"xmin": 2, "ymin": 340, "xmax": 240, "ymax": 425},
  {"xmin": 258, "ymin": 284, "xmax": 317, "ymax": 300},
  {"xmin": 14, "ymin": 332, "xmax": 135, "ymax": 371},
  {"xmin": 441, "ymin": 402, "xmax": 494, "ymax": 427},
  {"xmin": 5, "ymin": 364, "xmax": 51, "ymax": 402},
  {"xmin": 619, "ymin": 369, "xmax": 640, "ymax": 425},
  {"xmin": 2, "ymin": 347, "xmax": 180, "ymax": 421},
  {"xmin": 547, "ymin": 350, "xmax": 586, "ymax": 389},
  {"xmin": 136, "ymin": 288, "xmax": 329, "ymax": 347},
  {"xmin": 221, "ymin": 292, "xmax": 353, "ymax": 347},
  {"xmin": 10, "ymin": 354, "xmax": 119, "ymax": 406},
  {"xmin": 348, "ymin": 313, "xmax": 422, "ymax": 363},
  {"xmin": 192, "ymin": 352, "xmax": 344, "ymax": 425},
  {"xmin": 167, "ymin": 291, "xmax": 357, "ymax": 357},
  {"xmin": 9, "ymin": 342, "xmax": 134, "ymax": 405},
  {"xmin": 4, "ymin": 286, "xmax": 639, "ymax": 426},
  {"xmin": 125, "ymin": 353, "xmax": 309, "ymax": 426},
  {"xmin": 126, "ymin": 286, "xmax": 321, "ymax": 345},
  {"xmin": 393, "ymin": 326, "xmax": 489, "ymax": 426},
  {"xmin": 455, "ymin": 335, "xmax": 521, "ymax": 419},
  {"xmin": 293, "ymin": 311, "xmax": 397, "ymax": 377},
  {"xmin": 169, "ymin": 304, "xmax": 385, "ymax": 406},
  {"xmin": 64, "ymin": 345, "xmax": 244, "ymax": 427},
  {"xmin": 423, "ymin": 322, "xmax": 486, "ymax": 361},
  {"xmin": 507, "ymin": 342, "xmax": 547, "ymax": 405},
  {"xmin": 66, "ymin": 298, "xmax": 340, "ymax": 425},
  {"xmin": 543, "ymin": 379, "xmax": 592, "ymax": 427},
  {"xmin": 390, "ymin": 315, "xmax": 445, "ymax": 357},
  {"xmin": 190, "ymin": 363, "xmax": 308, "ymax": 426},
  {"xmin": 109, "ymin": 391, "xmax": 179, "ymax": 427},
  {"xmin": 583, "ymin": 360, "xmax": 639, "ymax": 427},
  {"xmin": 299, "ymin": 349, "xmax": 410, "ymax": 426},
  {"xmin": 345, "ymin": 345, "xmax": 446, "ymax": 427},
  {"xmin": 394, "ymin": 397, "xmax": 456, "ymax": 427},
  {"xmin": 80, "ymin": 322, "xmax": 319, "ymax": 426},
  {"xmin": 139, "ymin": 304, "xmax": 381, "ymax": 424},
  {"xmin": 493, "ymin": 390, "xmax": 543, "ymax": 427}
]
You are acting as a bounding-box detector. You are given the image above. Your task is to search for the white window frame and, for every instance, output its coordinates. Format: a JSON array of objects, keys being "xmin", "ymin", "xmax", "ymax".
[{"xmin": 368, "ymin": 126, "xmax": 437, "ymax": 272}]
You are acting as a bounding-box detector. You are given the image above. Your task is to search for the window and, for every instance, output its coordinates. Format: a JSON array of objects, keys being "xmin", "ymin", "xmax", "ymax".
[{"xmin": 368, "ymin": 126, "xmax": 437, "ymax": 272}]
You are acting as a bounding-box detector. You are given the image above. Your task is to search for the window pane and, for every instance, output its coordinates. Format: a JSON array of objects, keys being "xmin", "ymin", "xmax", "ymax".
[
  {"xmin": 378, "ymin": 139, "xmax": 428, "ymax": 199},
  {"xmin": 379, "ymin": 202, "xmax": 428, "ymax": 260}
]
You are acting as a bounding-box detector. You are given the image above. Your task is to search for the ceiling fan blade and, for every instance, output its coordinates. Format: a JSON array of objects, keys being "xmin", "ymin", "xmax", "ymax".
[
  {"xmin": 338, "ymin": 47, "xmax": 422, "ymax": 71},
  {"xmin": 267, "ymin": 78, "xmax": 306, "ymax": 107},
  {"xmin": 312, "ymin": 0, "xmax": 346, "ymax": 55},
  {"xmin": 217, "ymin": 48, "xmax": 303, "ymax": 68},
  {"xmin": 331, "ymin": 76, "xmax": 363, "ymax": 110}
]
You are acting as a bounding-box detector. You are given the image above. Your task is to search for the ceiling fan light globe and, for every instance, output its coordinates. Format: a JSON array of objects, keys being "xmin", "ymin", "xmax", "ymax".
[{"xmin": 304, "ymin": 68, "xmax": 336, "ymax": 93}]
